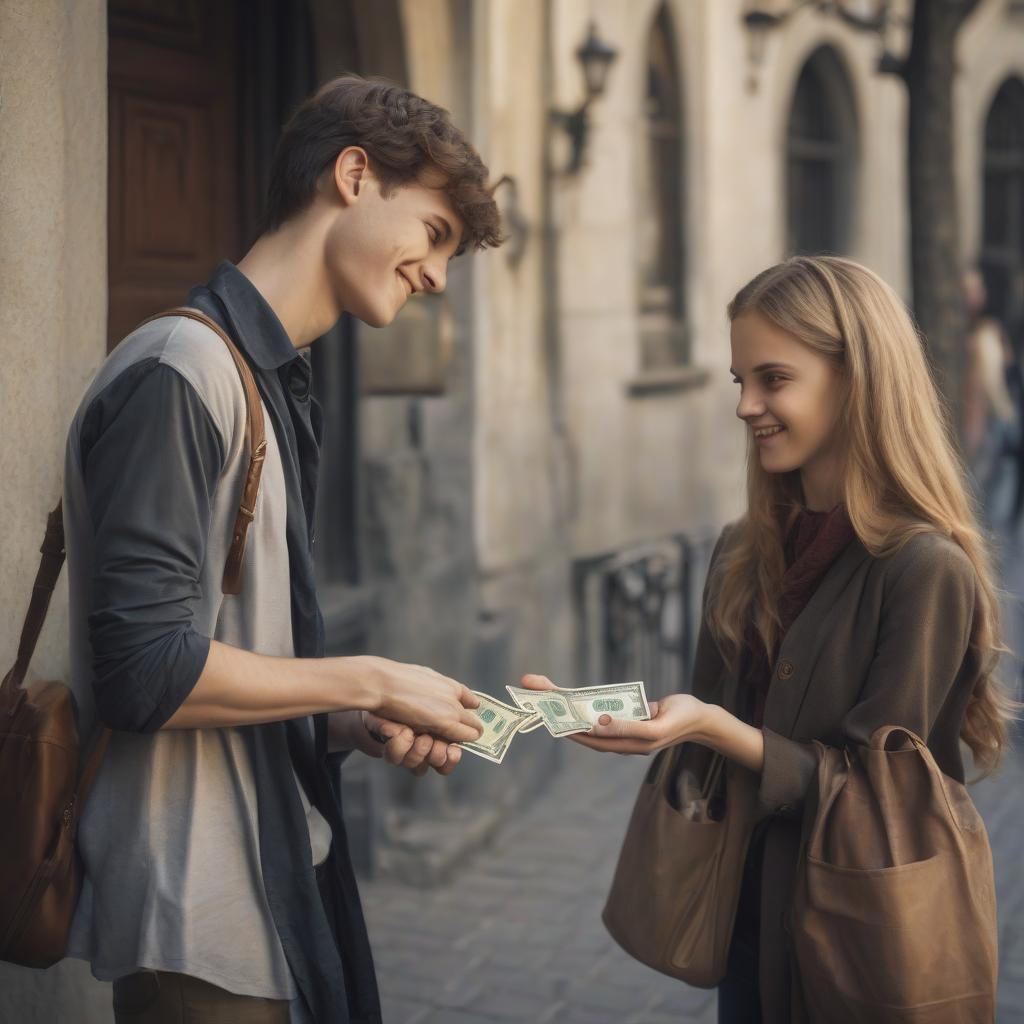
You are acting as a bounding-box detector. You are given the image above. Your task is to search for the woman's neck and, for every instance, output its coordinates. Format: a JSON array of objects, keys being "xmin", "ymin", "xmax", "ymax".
[{"xmin": 799, "ymin": 456, "xmax": 843, "ymax": 512}]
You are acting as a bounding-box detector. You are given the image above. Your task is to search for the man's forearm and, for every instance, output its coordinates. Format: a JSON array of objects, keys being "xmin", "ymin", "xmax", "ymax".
[{"xmin": 162, "ymin": 640, "xmax": 380, "ymax": 729}]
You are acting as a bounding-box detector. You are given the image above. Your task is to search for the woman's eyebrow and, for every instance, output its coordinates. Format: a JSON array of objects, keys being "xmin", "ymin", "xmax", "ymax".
[
  {"xmin": 752, "ymin": 362, "xmax": 795, "ymax": 374},
  {"xmin": 728, "ymin": 362, "xmax": 794, "ymax": 377}
]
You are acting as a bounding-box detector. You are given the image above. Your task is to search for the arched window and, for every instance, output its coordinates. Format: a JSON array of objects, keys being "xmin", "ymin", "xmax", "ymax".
[
  {"xmin": 637, "ymin": 3, "xmax": 687, "ymax": 371},
  {"xmin": 981, "ymin": 77, "xmax": 1024, "ymax": 332},
  {"xmin": 786, "ymin": 46, "xmax": 858, "ymax": 256}
]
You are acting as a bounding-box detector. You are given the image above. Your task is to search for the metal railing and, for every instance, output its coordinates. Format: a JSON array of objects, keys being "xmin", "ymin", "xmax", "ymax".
[{"xmin": 574, "ymin": 533, "xmax": 717, "ymax": 700}]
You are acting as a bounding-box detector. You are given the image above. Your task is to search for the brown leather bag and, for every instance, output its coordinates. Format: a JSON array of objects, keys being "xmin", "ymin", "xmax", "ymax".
[
  {"xmin": 0, "ymin": 307, "xmax": 266, "ymax": 967},
  {"xmin": 792, "ymin": 724, "xmax": 998, "ymax": 1023},
  {"xmin": 602, "ymin": 741, "xmax": 760, "ymax": 987}
]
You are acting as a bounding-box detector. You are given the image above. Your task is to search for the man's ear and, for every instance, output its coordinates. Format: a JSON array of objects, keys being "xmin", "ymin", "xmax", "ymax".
[{"xmin": 332, "ymin": 146, "xmax": 370, "ymax": 206}]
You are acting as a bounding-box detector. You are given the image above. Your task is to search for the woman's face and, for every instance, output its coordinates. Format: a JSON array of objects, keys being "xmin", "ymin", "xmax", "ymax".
[{"xmin": 730, "ymin": 310, "xmax": 844, "ymax": 490}]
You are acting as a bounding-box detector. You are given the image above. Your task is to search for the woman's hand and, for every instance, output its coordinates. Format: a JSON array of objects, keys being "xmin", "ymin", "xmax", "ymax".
[
  {"xmin": 518, "ymin": 674, "xmax": 713, "ymax": 756},
  {"xmin": 329, "ymin": 710, "xmax": 463, "ymax": 776}
]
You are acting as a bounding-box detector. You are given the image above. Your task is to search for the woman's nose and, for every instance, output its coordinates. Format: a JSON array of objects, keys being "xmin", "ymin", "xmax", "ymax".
[{"xmin": 736, "ymin": 388, "xmax": 764, "ymax": 421}]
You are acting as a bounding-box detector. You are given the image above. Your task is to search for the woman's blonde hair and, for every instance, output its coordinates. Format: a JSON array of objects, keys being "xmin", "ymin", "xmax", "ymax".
[{"xmin": 709, "ymin": 255, "xmax": 1016, "ymax": 775}]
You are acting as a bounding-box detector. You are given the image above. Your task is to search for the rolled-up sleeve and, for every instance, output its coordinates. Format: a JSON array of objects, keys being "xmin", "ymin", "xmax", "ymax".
[
  {"xmin": 756, "ymin": 535, "xmax": 977, "ymax": 819},
  {"xmin": 80, "ymin": 359, "xmax": 225, "ymax": 732}
]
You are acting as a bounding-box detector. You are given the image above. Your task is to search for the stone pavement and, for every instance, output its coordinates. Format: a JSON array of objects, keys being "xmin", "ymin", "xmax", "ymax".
[
  {"xmin": 362, "ymin": 526, "xmax": 1024, "ymax": 1024},
  {"xmin": 361, "ymin": 740, "xmax": 718, "ymax": 1024}
]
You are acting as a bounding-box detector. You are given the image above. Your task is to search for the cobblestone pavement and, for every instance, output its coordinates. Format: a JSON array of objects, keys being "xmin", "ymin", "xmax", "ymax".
[
  {"xmin": 362, "ymin": 740, "xmax": 718, "ymax": 1024},
  {"xmin": 362, "ymin": 525, "xmax": 1024, "ymax": 1024}
]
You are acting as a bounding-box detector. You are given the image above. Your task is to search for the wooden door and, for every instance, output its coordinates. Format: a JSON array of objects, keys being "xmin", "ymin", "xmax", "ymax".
[{"xmin": 107, "ymin": 0, "xmax": 240, "ymax": 348}]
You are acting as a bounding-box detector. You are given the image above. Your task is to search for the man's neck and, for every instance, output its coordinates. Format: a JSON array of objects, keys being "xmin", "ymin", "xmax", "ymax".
[{"xmin": 236, "ymin": 217, "xmax": 340, "ymax": 350}]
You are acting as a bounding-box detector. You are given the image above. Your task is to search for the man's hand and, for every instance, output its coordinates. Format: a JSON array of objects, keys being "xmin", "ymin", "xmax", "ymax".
[
  {"xmin": 328, "ymin": 710, "xmax": 462, "ymax": 777},
  {"xmin": 363, "ymin": 657, "xmax": 483, "ymax": 744},
  {"xmin": 518, "ymin": 674, "xmax": 711, "ymax": 755}
]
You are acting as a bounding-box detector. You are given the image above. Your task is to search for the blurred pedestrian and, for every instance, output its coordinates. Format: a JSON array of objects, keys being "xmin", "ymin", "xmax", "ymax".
[{"xmin": 963, "ymin": 268, "xmax": 1018, "ymax": 522}]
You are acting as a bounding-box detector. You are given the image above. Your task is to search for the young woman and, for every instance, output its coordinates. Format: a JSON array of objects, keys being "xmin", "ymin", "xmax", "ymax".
[{"xmin": 522, "ymin": 256, "xmax": 1016, "ymax": 1023}]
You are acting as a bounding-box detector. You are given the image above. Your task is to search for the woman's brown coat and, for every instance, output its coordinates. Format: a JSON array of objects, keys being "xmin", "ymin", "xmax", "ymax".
[{"xmin": 694, "ymin": 524, "xmax": 982, "ymax": 1023}]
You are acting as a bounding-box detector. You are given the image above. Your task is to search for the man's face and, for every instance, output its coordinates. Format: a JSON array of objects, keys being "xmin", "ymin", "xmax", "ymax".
[{"xmin": 325, "ymin": 162, "xmax": 465, "ymax": 328}]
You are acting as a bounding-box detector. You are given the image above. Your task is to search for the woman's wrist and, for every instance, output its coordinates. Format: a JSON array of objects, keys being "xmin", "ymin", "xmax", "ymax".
[
  {"xmin": 695, "ymin": 701, "xmax": 765, "ymax": 773},
  {"xmin": 692, "ymin": 699, "xmax": 728, "ymax": 749}
]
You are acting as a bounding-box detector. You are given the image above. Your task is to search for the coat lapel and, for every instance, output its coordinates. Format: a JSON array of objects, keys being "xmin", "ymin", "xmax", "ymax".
[{"xmin": 763, "ymin": 538, "xmax": 872, "ymax": 737}]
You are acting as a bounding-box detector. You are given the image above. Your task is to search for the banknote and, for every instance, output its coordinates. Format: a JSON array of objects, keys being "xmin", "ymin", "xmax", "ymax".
[
  {"xmin": 506, "ymin": 681, "xmax": 650, "ymax": 737},
  {"xmin": 459, "ymin": 692, "xmax": 540, "ymax": 764},
  {"xmin": 561, "ymin": 682, "xmax": 650, "ymax": 726},
  {"xmin": 505, "ymin": 686, "xmax": 592, "ymax": 737}
]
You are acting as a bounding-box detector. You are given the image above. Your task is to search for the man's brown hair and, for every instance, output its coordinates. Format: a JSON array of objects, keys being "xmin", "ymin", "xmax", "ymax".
[{"xmin": 264, "ymin": 75, "xmax": 502, "ymax": 254}]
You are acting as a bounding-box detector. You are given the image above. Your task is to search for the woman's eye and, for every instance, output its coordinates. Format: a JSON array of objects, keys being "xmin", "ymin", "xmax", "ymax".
[{"xmin": 427, "ymin": 225, "xmax": 439, "ymax": 244}]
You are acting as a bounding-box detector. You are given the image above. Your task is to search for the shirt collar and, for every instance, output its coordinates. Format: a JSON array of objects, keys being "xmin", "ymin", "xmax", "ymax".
[{"xmin": 204, "ymin": 261, "xmax": 301, "ymax": 370}]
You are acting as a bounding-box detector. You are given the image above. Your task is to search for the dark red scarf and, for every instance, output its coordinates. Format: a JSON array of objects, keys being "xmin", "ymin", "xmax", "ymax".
[{"xmin": 743, "ymin": 504, "xmax": 856, "ymax": 727}]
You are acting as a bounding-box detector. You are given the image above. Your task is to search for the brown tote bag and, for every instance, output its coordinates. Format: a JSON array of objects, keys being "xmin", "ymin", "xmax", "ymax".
[
  {"xmin": 602, "ymin": 741, "xmax": 760, "ymax": 988},
  {"xmin": 792, "ymin": 724, "xmax": 998, "ymax": 1023},
  {"xmin": 0, "ymin": 308, "xmax": 266, "ymax": 968}
]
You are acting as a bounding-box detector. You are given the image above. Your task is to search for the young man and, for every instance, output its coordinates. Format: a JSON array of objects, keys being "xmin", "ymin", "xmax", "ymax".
[{"xmin": 63, "ymin": 76, "xmax": 501, "ymax": 1024}]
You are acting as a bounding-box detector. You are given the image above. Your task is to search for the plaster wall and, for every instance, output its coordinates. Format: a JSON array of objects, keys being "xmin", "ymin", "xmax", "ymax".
[
  {"xmin": 0, "ymin": 2, "xmax": 113, "ymax": 1020},
  {"xmin": 552, "ymin": 0, "xmax": 922, "ymax": 563},
  {"xmin": 467, "ymin": 0, "xmax": 575, "ymax": 712}
]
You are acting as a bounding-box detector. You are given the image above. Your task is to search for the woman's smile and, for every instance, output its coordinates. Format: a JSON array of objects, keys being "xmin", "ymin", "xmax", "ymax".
[{"xmin": 753, "ymin": 424, "xmax": 787, "ymax": 443}]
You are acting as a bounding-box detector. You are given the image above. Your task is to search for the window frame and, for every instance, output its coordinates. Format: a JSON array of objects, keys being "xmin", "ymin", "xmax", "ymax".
[{"xmin": 785, "ymin": 46, "xmax": 860, "ymax": 257}]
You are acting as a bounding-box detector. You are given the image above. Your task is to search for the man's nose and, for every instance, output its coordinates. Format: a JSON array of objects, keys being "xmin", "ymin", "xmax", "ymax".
[{"xmin": 420, "ymin": 257, "xmax": 447, "ymax": 294}]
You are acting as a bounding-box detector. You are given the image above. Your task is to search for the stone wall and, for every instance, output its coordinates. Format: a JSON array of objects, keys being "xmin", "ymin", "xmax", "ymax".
[{"xmin": 0, "ymin": 1, "xmax": 114, "ymax": 1019}]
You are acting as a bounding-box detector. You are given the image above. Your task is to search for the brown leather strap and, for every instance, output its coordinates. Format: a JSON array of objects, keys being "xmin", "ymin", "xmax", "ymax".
[
  {"xmin": 1, "ymin": 503, "xmax": 66, "ymax": 701},
  {"xmin": 4, "ymin": 307, "xmax": 268, "ymax": 797},
  {"xmin": 139, "ymin": 307, "xmax": 267, "ymax": 595}
]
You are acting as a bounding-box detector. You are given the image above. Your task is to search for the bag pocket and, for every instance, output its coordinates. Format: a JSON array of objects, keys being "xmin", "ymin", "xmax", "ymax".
[{"xmin": 795, "ymin": 851, "xmax": 993, "ymax": 1014}]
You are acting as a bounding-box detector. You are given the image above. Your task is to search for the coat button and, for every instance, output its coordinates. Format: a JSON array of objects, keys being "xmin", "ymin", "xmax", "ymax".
[{"xmin": 777, "ymin": 659, "xmax": 795, "ymax": 680}]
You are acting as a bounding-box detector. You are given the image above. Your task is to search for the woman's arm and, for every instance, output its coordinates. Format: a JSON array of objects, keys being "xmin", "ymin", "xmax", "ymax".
[
  {"xmin": 521, "ymin": 534, "xmax": 977, "ymax": 816},
  {"xmin": 516, "ymin": 678, "xmax": 764, "ymax": 772},
  {"xmin": 756, "ymin": 534, "xmax": 976, "ymax": 818}
]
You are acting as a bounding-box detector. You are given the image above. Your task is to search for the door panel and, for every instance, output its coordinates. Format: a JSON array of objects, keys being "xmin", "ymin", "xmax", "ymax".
[{"xmin": 108, "ymin": 0, "xmax": 239, "ymax": 348}]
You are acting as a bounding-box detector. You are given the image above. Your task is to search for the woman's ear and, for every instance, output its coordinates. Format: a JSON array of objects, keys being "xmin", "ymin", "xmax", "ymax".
[{"xmin": 332, "ymin": 146, "xmax": 370, "ymax": 206}]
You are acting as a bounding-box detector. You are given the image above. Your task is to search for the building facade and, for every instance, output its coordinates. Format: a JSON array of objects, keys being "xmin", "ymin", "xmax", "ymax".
[{"xmin": 2, "ymin": 0, "xmax": 1024, "ymax": 1019}]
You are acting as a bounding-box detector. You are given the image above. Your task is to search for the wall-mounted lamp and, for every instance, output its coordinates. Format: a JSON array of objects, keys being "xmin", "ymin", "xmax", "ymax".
[
  {"xmin": 492, "ymin": 175, "xmax": 530, "ymax": 269},
  {"xmin": 550, "ymin": 20, "xmax": 619, "ymax": 175},
  {"xmin": 742, "ymin": 1, "xmax": 904, "ymax": 90}
]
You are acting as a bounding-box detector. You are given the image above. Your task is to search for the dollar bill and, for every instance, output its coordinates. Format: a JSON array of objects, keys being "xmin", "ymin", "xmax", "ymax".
[
  {"xmin": 459, "ymin": 692, "xmax": 540, "ymax": 764},
  {"xmin": 506, "ymin": 681, "xmax": 650, "ymax": 737},
  {"xmin": 562, "ymin": 682, "xmax": 650, "ymax": 726},
  {"xmin": 505, "ymin": 686, "xmax": 592, "ymax": 737},
  {"xmin": 518, "ymin": 715, "xmax": 546, "ymax": 734}
]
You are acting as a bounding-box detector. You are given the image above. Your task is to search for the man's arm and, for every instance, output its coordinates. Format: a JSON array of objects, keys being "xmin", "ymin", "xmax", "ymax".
[
  {"xmin": 80, "ymin": 359, "xmax": 480, "ymax": 743},
  {"xmin": 164, "ymin": 641, "xmax": 482, "ymax": 743}
]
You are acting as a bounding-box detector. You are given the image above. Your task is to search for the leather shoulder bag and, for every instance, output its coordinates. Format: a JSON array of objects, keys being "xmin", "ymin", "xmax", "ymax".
[
  {"xmin": 602, "ymin": 738, "xmax": 760, "ymax": 988},
  {"xmin": 792, "ymin": 724, "xmax": 998, "ymax": 1023},
  {"xmin": 0, "ymin": 307, "xmax": 266, "ymax": 967}
]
